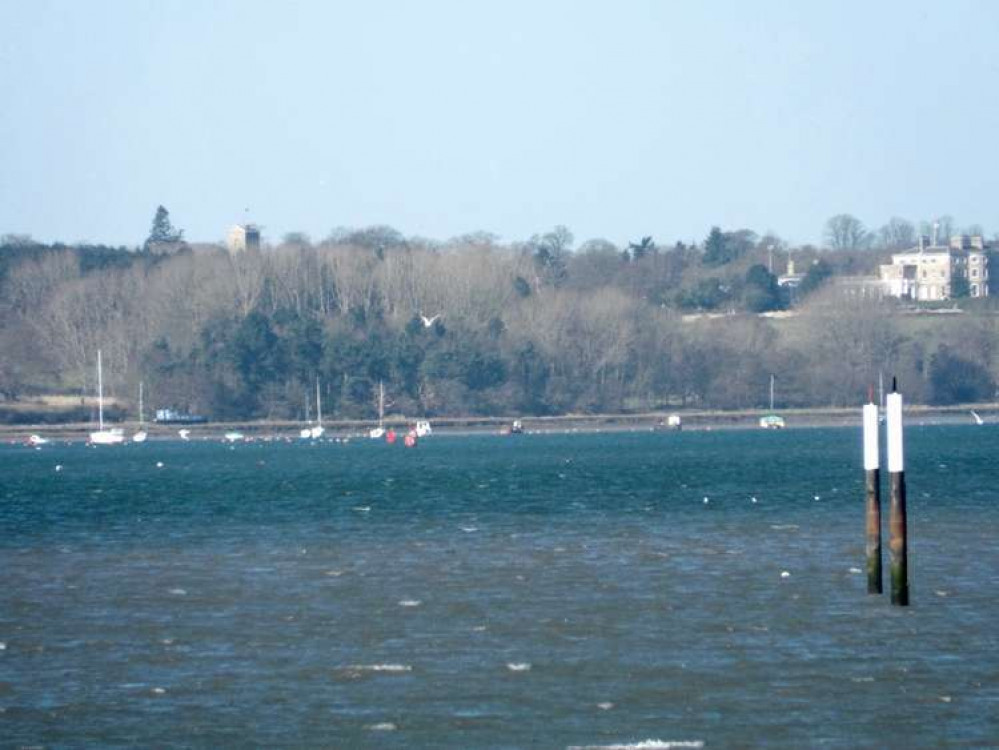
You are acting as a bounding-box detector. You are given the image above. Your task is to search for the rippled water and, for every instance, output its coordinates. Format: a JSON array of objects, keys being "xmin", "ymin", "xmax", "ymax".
[{"xmin": 2, "ymin": 426, "xmax": 998, "ymax": 748}]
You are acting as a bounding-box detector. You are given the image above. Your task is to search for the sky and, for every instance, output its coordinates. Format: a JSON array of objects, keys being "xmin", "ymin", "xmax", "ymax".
[{"xmin": 2, "ymin": 0, "xmax": 998, "ymax": 248}]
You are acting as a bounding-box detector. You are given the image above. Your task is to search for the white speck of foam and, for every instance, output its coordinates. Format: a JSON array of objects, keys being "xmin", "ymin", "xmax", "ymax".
[
  {"xmin": 780, "ymin": 571, "xmax": 791, "ymax": 579},
  {"xmin": 168, "ymin": 588, "xmax": 187, "ymax": 596},
  {"xmin": 597, "ymin": 701, "xmax": 614, "ymax": 710},
  {"xmin": 567, "ymin": 741, "xmax": 705, "ymax": 750},
  {"xmin": 151, "ymin": 687, "xmax": 167, "ymax": 695},
  {"xmin": 156, "ymin": 461, "xmax": 164, "ymax": 468},
  {"xmin": 399, "ymin": 599, "xmax": 422, "ymax": 607},
  {"xmin": 460, "ymin": 526, "xmax": 478, "ymax": 533},
  {"xmin": 367, "ymin": 722, "xmax": 397, "ymax": 731},
  {"xmin": 751, "ymin": 496, "xmax": 757, "ymax": 503},
  {"xmin": 849, "ymin": 567, "xmax": 862, "ymax": 574},
  {"xmin": 353, "ymin": 506, "xmax": 371, "ymax": 512},
  {"xmin": 507, "ymin": 662, "xmax": 532, "ymax": 672},
  {"xmin": 0, "ymin": 641, "xmax": 6, "ymax": 651},
  {"xmin": 702, "ymin": 497, "xmax": 709, "ymax": 504},
  {"xmin": 55, "ymin": 465, "xmax": 63, "ymax": 472},
  {"xmin": 346, "ymin": 664, "xmax": 411, "ymax": 673}
]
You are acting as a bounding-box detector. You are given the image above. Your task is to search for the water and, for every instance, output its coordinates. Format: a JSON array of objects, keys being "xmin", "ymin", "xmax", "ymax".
[{"xmin": 2, "ymin": 427, "xmax": 998, "ymax": 748}]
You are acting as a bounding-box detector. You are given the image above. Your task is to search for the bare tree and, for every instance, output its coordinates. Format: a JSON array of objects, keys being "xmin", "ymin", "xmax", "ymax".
[
  {"xmin": 824, "ymin": 214, "xmax": 871, "ymax": 251},
  {"xmin": 877, "ymin": 217, "xmax": 916, "ymax": 250}
]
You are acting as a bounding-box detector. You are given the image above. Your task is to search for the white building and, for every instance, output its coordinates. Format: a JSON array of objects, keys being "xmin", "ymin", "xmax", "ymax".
[
  {"xmin": 879, "ymin": 235, "xmax": 990, "ymax": 301},
  {"xmin": 227, "ymin": 224, "xmax": 261, "ymax": 254}
]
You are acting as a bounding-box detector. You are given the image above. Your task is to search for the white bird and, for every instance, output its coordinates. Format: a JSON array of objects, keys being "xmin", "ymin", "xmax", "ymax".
[{"xmin": 420, "ymin": 314, "xmax": 441, "ymax": 328}]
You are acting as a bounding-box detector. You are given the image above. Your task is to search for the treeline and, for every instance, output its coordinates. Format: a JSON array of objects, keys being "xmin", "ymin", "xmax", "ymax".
[{"xmin": 0, "ymin": 224, "xmax": 996, "ymax": 421}]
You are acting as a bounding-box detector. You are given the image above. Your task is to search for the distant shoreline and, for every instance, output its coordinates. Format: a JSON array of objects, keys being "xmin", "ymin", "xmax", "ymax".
[{"xmin": 2, "ymin": 403, "xmax": 994, "ymax": 442}]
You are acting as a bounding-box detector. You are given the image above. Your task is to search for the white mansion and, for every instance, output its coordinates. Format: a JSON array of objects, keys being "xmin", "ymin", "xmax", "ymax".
[{"xmin": 879, "ymin": 235, "xmax": 990, "ymax": 301}]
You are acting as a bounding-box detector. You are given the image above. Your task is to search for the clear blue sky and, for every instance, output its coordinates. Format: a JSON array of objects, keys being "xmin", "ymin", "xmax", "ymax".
[{"xmin": 2, "ymin": 0, "xmax": 997, "ymax": 248}]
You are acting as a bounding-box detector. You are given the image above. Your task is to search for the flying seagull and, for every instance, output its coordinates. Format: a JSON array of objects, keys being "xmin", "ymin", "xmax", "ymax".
[{"xmin": 420, "ymin": 314, "xmax": 441, "ymax": 328}]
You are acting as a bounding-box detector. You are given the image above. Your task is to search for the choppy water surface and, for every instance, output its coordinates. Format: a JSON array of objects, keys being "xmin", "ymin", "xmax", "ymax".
[{"xmin": 2, "ymin": 426, "xmax": 998, "ymax": 748}]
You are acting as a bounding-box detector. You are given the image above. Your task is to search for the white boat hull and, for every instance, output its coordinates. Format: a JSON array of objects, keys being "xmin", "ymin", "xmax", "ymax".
[{"xmin": 90, "ymin": 429, "xmax": 125, "ymax": 445}]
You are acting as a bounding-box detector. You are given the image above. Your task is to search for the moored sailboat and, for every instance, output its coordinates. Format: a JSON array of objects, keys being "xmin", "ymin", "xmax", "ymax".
[
  {"xmin": 310, "ymin": 378, "xmax": 325, "ymax": 439},
  {"xmin": 300, "ymin": 378, "xmax": 325, "ymax": 439},
  {"xmin": 370, "ymin": 381, "xmax": 387, "ymax": 439},
  {"xmin": 89, "ymin": 350, "xmax": 125, "ymax": 445},
  {"xmin": 133, "ymin": 381, "xmax": 148, "ymax": 442},
  {"xmin": 759, "ymin": 373, "xmax": 785, "ymax": 429}
]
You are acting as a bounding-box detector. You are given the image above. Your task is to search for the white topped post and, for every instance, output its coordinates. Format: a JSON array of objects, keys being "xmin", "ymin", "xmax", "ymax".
[
  {"xmin": 885, "ymin": 387, "xmax": 908, "ymax": 606},
  {"xmin": 862, "ymin": 401, "xmax": 882, "ymax": 594}
]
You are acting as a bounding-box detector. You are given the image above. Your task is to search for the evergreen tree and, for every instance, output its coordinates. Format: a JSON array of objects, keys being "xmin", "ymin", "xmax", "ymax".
[
  {"xmin": 145, "ymin": 205, "xmax": 183, "ymax": 249},
  {"xmin": 702, "ymin": 227, "xmax": 727, "ymax": 265},
  {"xmin": 742, "ymin": 264, "xmax": 780, "ymax": 312}
]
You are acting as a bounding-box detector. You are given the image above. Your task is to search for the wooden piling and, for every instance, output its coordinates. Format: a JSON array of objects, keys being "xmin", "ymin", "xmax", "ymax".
[
  {"xmin": 886, "ymin": 390, "xmax": 909, "ymax": 606},
  {"xmin": 862, "ymin": 402, "xmax": 882, "ymax": 594}
]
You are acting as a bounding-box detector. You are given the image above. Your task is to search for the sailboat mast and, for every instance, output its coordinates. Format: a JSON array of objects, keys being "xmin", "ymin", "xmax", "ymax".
[
  {"xmin": 138, "ymin": 381, "xmax": 144, "ymax": 427},
  {"xmin": 378, "ymin": 381, "xmax": 385, "ymax": 427},
  {"xmin": 97, "ymin": 349, "xmax": 104, "ymax": 431},
  {"xmin": 769, "ymin": 373, "xmax": 775, "ymax": 412},
  {"xmin": 316, "ymin": 378, "xmax": 322, "ymax": 427}
]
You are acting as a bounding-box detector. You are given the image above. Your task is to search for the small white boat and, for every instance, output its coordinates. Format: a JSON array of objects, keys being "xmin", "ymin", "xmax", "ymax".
[
  {"xmin": 28, "ymin": 434, "xmax": 50, "ymax": 446},
  {"xmin": 89, "ymin": 350, "xmax": 125, "ymax": 445},
  {"xmin": 223, "ymin": 431, "xmax": 245, "ymax": 442},
  {"xmin": 415, "ymin": 420, "xmax": 432, "ymax": 437},
  {"xmin": 971, "ymin": 410, "xmax": 984, "ymax": 425},
  {"xmin": 759, "ymin": 374, "xmax": 785, "ymax": 429},
  {"xmin": 370, "ymin": 381, "xmax": 387, "ymax": 439},
  {"xmin": 178, "ymin": 428, "xmax": 191, "ymax": 441},
  {"xmin": 301, "ymin": 378, "xmax": 325, "ymax": 439},
  {"xmin": 133, "ymin": 381, "xmax": 148, "ymax": 442},
  {"xmin": 759, "ymin": 414, "xmax": 786, "ymax": 430}
]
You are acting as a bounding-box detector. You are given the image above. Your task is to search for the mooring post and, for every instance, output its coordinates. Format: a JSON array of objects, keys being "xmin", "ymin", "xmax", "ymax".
[
  {"xmin": 863, "ymin": 399, "xmax": 882, "ymax": 594},
  {"xmin": 886, "ymin": 386, "xmax": 909, "ymax": 606}
]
